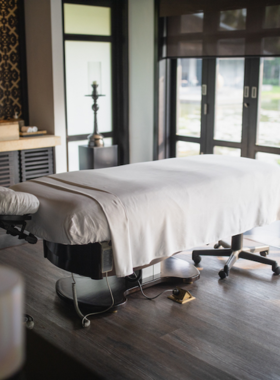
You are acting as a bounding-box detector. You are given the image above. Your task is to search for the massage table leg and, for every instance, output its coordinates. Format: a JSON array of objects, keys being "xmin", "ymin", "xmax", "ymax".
[{"xmin": 192, "ymin": 234, "xmax": 279, "ymax": 279}]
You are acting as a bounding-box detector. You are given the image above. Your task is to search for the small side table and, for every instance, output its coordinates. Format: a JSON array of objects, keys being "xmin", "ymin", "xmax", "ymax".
[{"xmin": 79, "ymin": 145, "xmax": 118, "ymax": 170}]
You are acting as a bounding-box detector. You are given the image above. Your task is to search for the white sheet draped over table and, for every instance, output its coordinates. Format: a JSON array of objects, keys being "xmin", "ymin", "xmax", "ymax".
[{"xmin": 12, "ymin": 155, "xmax": 280, "ymax": 277}]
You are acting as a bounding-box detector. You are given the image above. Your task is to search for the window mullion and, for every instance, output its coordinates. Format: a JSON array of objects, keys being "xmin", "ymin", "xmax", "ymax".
[
  {"xmin": 246, "ymin": 58, "xmax": 260, "ymax": 159},
  {"xmin": 203, "ymin": 58, "xmax": 216, "ymax": 154},
  {"xmin": 169, "ymin": 59, "xmax": 177, "ymax": 158}
]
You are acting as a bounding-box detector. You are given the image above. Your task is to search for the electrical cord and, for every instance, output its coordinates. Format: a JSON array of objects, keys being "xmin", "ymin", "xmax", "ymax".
[
  {"xmin": 133, "ymin": 272, "xmax": 174, "ymax": 300},
  {"xmin": 71, "ymin": 272, "xmax": 115, "ymax": 327},
  {"xmin": 72, "ymin": 270, "xmax": 177, "ymax": 327},
  {"xmin": 82, "ymin": 272, "xmax": 115, "ymax": 326}
]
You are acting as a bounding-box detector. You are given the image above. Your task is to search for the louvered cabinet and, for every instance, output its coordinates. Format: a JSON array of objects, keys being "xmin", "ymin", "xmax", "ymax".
[
  {"xmin": 0, "ymin": 147, "xmax": 54, "ymax": 187},
  {"xmin": 0, "ymin": 151, "xmax": 20, "ymax": 187},
  {"xmin": 19, "ymin": 147, "xmax": 54, "ymax": 182}
]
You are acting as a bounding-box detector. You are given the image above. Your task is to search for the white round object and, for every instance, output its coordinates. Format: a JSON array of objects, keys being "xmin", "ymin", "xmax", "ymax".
[{"xmin": 0, "ymin": 266, "xmax": 24, "ymax": 380}]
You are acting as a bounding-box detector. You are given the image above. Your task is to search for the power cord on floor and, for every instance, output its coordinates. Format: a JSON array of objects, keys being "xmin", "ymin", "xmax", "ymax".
[
  {"xmin": 71, "ymin": 272, "xmax": 115, "ymax": 327},
  {"xmin": 72, "ymin": 271, "xmax": 181, "ymax": 327},
  {"xmin": 133, "ymin": 272, "xmax": 174, "ymax": 300}
]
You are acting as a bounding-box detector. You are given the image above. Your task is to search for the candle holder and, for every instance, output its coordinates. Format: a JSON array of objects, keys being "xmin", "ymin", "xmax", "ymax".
[{"xmin": 86, "ymin": 82, "xmax": 106, "ymax": 148}]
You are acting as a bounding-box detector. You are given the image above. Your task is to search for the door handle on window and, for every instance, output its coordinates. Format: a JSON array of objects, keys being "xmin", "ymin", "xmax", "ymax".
[
  {"xmin": 203, "ymin": 104, "xmax": 208, "ymax": 115},
  {"xmin": 244, "ymin": 103, "xmax": 249, "ymax": 108}
]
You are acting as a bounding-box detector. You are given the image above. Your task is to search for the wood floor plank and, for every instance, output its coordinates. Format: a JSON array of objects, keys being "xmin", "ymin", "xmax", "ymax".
[{"xmin": 1, "ymin": 240, "xmax": 280, "ymax": 379}]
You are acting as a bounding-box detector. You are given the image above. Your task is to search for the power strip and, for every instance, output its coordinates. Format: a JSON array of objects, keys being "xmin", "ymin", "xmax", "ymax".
[{"xmin": 100, "ymin": 241, "xmax": 113, "ymax": 273}]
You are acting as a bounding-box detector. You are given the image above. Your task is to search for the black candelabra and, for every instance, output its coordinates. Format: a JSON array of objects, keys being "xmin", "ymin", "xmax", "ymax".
[{"xmin": 86, "ymin": 82, "xmax": 105, "ymax": 147}]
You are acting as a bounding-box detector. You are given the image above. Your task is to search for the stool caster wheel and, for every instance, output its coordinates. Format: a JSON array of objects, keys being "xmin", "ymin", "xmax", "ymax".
[
  {"xmin": 214, "ymin": 242, "xmax": 221, "ymax": 249},
  {"xmin": 260, "ymin": 251, "xmax": 268, "ymax": 257},
  {"xmin": 273, "ymin": 266, "xmax": 280, "ymax": 275},
  {"xmin": 193, "ymin": 255, "xmax": 201, "ymax": 265},
  {"xmin": 219, "ymin": 270, "xmax": 227, "ymax": 279}
]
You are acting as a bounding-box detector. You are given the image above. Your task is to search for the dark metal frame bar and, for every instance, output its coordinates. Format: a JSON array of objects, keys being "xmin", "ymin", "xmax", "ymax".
[
  {"xmin": 169, "ymin": 59, "xmax": 177, "ymax": 157},
  {"xmin": 64, "ymin": 34, "xmax": 112, "ymax": 42},
  {"xmin": 202, "ymin": 58, "xmax": 216, "ymax": 154}
]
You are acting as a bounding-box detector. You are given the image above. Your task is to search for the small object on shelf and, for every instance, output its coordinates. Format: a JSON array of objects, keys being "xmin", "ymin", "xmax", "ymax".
[
  {"xmin": 21, "ymin": 126, "xmax": 38, "ymax": 133},
  {"xmin": 20, "ymin": 130, "xmax": 47, "ymax": 137},
  {"xmin": 85, "ymin": 81, "xmax": 106, "ymax": 148}
]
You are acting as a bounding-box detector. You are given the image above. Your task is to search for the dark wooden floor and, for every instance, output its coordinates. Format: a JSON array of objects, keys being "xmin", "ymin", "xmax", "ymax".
[{"xmin": 1, "ymin": 238, "xmax": 280, "ymax": 380}]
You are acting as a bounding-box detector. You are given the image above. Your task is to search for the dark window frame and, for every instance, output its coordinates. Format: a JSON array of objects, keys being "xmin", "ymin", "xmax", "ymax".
[{"xmin": 62, "ymin": 0, "xmax": 129, "ymax": 170}]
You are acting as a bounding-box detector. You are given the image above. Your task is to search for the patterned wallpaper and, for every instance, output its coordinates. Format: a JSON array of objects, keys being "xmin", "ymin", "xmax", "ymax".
[{"xmin": 0, "ymin": 0, "xmax": 22, "ymax": 119}]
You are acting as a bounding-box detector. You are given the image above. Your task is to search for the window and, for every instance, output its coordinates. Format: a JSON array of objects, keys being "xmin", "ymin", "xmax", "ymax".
[
  {"xmin": 62, "ymin": 1, "xmax": 128, "ymax": 171},
  {"xmin": 158, "ymin": 2, "xmax": 280, "ymax": 165},
  {"xmin": 214, "ymin": 58, "xmax": 244, "ymax": 143},
  {"xmin": 257, "ymin": 58, "xmax": 280, "ymax": 148},
  {"xmin": 160, "ymin": 57, "xmax": 280, "ymax": 164}
]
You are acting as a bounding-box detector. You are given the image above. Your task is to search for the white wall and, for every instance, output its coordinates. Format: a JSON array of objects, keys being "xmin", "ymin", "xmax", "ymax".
[
  {"xmin": 128, "ymin": 0, "xmax": 158, "ymax": 279},
  {"xmin": 24, "ymin": 0, "xmax": 67, "ymax": 173},
  {"xmin": 128, "ymin": 0, "xmax": 154, "ymax": 164}
]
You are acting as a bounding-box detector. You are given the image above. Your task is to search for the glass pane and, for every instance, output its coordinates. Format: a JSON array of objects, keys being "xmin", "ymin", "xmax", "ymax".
[
  {"xmin": 218, "ymin": 39, "xmax": 245, "ymax": 56},
  {"xmin": 68, "ymin": 140, "xmax": 88, "ymax": 172},
  {"xmin": 65, "ymin": 41, "xmax": 112, "ymax": 136},
  {"xmin": 64, "ymin": 4, "xmax": 111, "ymax": 36},
  {"xmin": 264, "ymin": 5, "xmax": 280, "ymax": 29},
  {"xmin": 213, "ymin": 146, "xmax": 241, "ymax": 156},
  {"xmin": 214, "ymin": 58, "xmax": 244, "ymax": 143},
  {"xmin": 257, "ymin": 58, "xmax": 280, "ymax": 148},
  {"xmin": 261, "ymin": 37, "xmax": 280, "ymax": 55},
  {"xmin": 219, "ymin": 9, "xmax": 247, "ymax": 31},
  {"xmin": 176, "ymin": 59, "xmax": 202, "ymax": 138},
  {"xmin": 256, "ymin": 152, "xmax": 280, "ymax": 166},
  {"xmin": 180, "ymin": 13, "xmax": 204, "ymax": 34},
  {"xmin": 176, "ymin": 141, "xmax": 200, "ymax": 157},
  {"xmin": 103, "ymin": 138, "xmax": 113, "ymax": 147}
]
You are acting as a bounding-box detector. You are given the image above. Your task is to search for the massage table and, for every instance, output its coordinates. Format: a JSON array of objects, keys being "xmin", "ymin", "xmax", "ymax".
[{"xmin": 4, "ymin": 155, "xmax": 280, "ymax": 323}]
